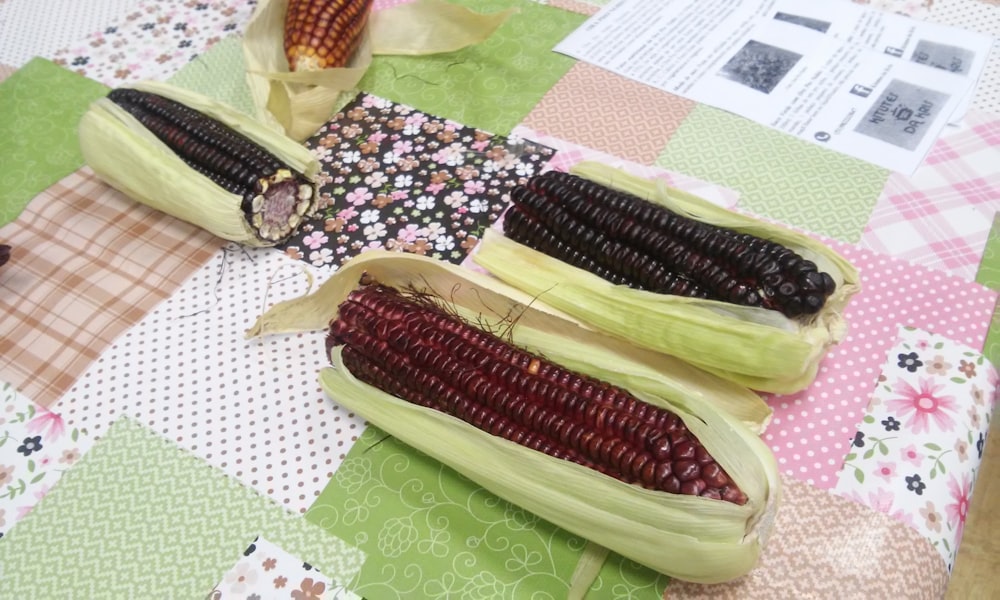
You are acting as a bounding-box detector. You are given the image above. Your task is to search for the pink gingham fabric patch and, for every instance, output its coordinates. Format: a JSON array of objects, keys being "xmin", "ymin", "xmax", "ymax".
[{"xmin": 860, "ymin": 108, "xmax": 1000, "ymax": 282}]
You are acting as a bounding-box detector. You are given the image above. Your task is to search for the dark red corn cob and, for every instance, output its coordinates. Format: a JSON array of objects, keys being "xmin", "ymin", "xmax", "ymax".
[
  {"xmin": 106, "ymin": 88, "xmax": 315, "ymax": 243},
  {"xmin": 505, "ymin": 170, "xmax": 837, "ymax": 318},
  {"xmin": 327, "ymin": 283, "xmax": 748, "ymax": 505}
]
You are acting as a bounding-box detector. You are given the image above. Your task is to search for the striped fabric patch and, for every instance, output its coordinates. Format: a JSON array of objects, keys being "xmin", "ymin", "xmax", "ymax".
[{"xmin": 0, "ymin": 168, "xmax": 220, "ymax": 407}]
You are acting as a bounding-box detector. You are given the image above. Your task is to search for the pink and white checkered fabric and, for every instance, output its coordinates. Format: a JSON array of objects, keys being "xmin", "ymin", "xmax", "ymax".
[{"xmin": 860, "ymin": 108, "xmax": 1000, "ymax": 282}]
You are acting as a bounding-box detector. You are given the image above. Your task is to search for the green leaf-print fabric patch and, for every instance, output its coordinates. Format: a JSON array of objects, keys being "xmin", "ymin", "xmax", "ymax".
[
  {"xmin": 306, "ymin": 426, "xmax": 668, "ymax": 599},
  {"xmin": 0, "ymin": 57, "xmax": 109, "ymax": 227},
  {"xmin": 166, "ymin": 35, "xmax": 256, "ymax": 117},
  {"xmin": 976, "ymin": 213, "xmax": 1000, "ymax": 366},
  {"xmin": 655, "ymin": 104, "xmax": 889, "ymax": 244},
  {"xmin": 0, "ymin": 417, "xmax": 365, "ymax": 598},
  {"xmin": 358, "ymin": 0, "xmax": 585, "ymax": 135}
]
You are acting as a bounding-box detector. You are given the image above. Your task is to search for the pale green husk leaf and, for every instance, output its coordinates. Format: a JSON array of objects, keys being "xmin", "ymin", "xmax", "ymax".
[
  {"xmin": 249, "ymin": 251, "xmax": 781, "ymax": 583},
  {"xmin": 78, "ymin": 81, "xmax": 319, "ymax": 247},
  {"xmin": 471, "ymin": 162, "xmax": 861, "ymax": 393}
]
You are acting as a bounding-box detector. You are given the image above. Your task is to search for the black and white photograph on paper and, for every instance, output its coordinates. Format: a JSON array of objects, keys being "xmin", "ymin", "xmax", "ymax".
[
  {"xmin": 718, "ymin": 40, "xmax": 803, "ymax": 94},
  {"xmin": 910, "ymin": 40, "xmax": 975, "ymax": 75},
  {"xmin": 773, "ymin": 12, "xmax": 831, "ymax": 33},
  {"xmin": 854, "ymin": 79, "xmax": 950, "ymax": 151}
]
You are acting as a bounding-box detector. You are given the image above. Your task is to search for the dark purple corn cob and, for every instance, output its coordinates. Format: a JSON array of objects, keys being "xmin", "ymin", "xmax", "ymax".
[
  {"xmin": 0, "ymin": 244, "xmax": 10, "ymax": 268},
  {"xmin": 504, "ymin": 170, "xmax": 836, "ymax": 318},
  {"xmin": 326, "ymin": 283, "xmax": 748, "ymax": 505},
  {"xmin": 106, "ymin": 88, "xmax": 315, "ymax": 243}
]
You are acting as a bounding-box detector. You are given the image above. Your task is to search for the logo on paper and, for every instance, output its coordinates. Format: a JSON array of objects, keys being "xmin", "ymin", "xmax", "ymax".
[{"xmin": 854, "ymin": 79, "xmax": 949, "ymax": 151}]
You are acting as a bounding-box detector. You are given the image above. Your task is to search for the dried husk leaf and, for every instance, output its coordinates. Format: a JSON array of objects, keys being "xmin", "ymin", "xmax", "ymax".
[
  {"xmin": 247, "ymin": 251, "xmax": 781, "ymax": 584},
  {"xmin": 472, "ymin": 162, "xmax": 861, "ymax": 394},
  {"xmin": 78, "ymin": 81, "xmax": 320, "ymax": 247},
  {"xmin": 242, "ymin": 0, "xmax": 515, "ymax": 141}
]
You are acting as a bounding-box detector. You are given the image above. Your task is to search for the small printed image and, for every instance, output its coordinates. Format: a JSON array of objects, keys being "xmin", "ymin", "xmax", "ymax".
[
  {"xmin": 854, "ymin": 78, "xmax": 950, "ymax": 151},
  {"xmin": 718, "ymin": 40, "xmax": 803, "ymax": 94},
  {"xmin": 910, "ymin": 40, "xmax": 975, "ymax": 75},
  {"xmin": 773, "ymin": 12, "xmax": 831, "ymax": 33}
]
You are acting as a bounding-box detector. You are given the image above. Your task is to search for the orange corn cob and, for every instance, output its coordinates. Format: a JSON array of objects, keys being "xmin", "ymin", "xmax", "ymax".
[{"xmin": 284, "ymin": 0, "xmax": 374, "ymax": 71}]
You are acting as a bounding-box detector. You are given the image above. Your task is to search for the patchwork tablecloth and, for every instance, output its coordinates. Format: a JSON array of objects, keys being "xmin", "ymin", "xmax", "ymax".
[{"xmin": 0, "ymin": 0, "xmax": 998, "ymax": 597}]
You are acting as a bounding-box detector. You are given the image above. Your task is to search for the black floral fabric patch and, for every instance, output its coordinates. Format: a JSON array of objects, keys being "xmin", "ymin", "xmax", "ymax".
[{"xmin": 278, "ymin": 92, "xmax": 555, "ymax": 268}]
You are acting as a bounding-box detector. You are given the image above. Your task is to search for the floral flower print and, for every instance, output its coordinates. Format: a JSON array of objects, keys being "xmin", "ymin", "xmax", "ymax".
[
  {"xmin": 873, "ymin": 461, "xmax": 896, "ymax": 483},
  {"xmin": 26, "ymin": 407, "xmax": 64, "ymax": 440},
  {"xmin": 224, "ymin": 561, "xmax": 257, "ymax": 594},
  {"xmin": 302, "ymin": 231, "xmax": 328, "ymax": 250},
  {"xmin": 309, "ymin": 248, "xmax": 334, "ymax": 266},
  {"xmin": 262, "ymin": 557, "xmax": 277, "ymax": 571},
  {"xmin": 900, "ymin": 443, "xmax": 924, "ymax": 467},
  {"xmin": 397, "ymin": 224, "xmax": 421, "ymax": 243},
  {"xmin": 273, "ymin": 575, "xmax": 288, "ymax": 589},
  {"xmin": 16, "ymin": 436, "xmax": 42, "ymax": 456},
  {"xmin": 469, "ymin": 198, "xmax": 490, "ymax": 213},
  {"xmin": 59, "ymin": 448, "xmax": 81, "ymax": 464},
  {"xmin": 886, "ymin": 377, "xmax": 957, "ymax": 434},
  {"xmin": 897, "ymin": 352, "xmax": 923, "ymax": 372},
  {"xmin": 363, "ymin": 222, "xmax": 387, "ymax": 240},
  {"xmin": 434, "ymin": 235, "xmax": 456, "ymax": 252},
  {"xmin": 958, "ymin": 359, "xmax": 977, "ymax": 378},
  {"xmin": 290, "ymin": 577, "xmax": 326, "ymax": 600},
  {"xmin": 464, "ymin": 179, "xmax": 486, "ymax": 195},
  {"xmin": 881, "ymin": 416, "xmax": 900, "ymax": 431},
  {"xmin": 919, "ymin": 501, "xmax": 943, "ymax": 533},
  {"xmin": 966, "ymin": 404, "xmax": 982, "ymax": 430},
  {"xmin": 0, "ymin": 464, "xmax": 14, "ymax": 486},
  {"xmin": 346, "ymin": 187, "xmax": 373, "ymax": 206},
  {"xmin": 945, "ymin": 473, "xmax": 971, "ymax": 544},
  {"xmin": 925, "ymin": 355, "xmax": 951, "ymax": 376},
  {"xmin": 905, "ymin": 473, "xmax": 926, "ymax": 495},
  {"xmin": 444, "ymin": 191, "xmax": 468, "ymax": 208}
]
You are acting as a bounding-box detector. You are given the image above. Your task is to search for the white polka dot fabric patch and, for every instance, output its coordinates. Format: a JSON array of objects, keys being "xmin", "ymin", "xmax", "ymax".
[{"xmin": 53, "ymin": 245, "xmax": 366, "ymax": 513}]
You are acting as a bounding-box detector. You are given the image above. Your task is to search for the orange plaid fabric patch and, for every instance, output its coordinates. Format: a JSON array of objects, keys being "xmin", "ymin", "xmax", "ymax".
[{"xmin": 0, "ymin": 168, "xmax": 221, "ymax": 407}]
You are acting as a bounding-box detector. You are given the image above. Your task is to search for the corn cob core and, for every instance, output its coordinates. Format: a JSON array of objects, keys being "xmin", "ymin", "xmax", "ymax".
[
  {"xmin": 504, "ymin": 171, "xmax": 837, "ymax": 319},
  {"xmin": 106, "ymin": 88, "xmax": 316, "ymax": 244},
  {"xmin": 326, "ymin": 282, "xmax": 748, "ymax": 505},
  {"xmin": 0, "ymin": 244, "xmax": 10, "ymax": 268},
  {"xmin": 284, "ymin": 0, "xmax": 373, "ymax": 71}
]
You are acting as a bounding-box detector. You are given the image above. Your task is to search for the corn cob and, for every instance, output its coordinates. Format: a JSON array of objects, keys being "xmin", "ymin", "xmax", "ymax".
[
  {"xmin": 506, "ymin": 170, "xmax": 835, "ymax": 318},
  {"xmin": 0, "ymin": 244, "xmax": 10, "ymax": 268},
  {"xmin": 246, "ymin": 251, "xmax": 781, "ymax": 584},
  {"xmin": 474, "ymin": 162, "xmax": 861, "ymax": 394},
  {"xmin": 79, "ymin": 82, "xmax": 321, "ymax": 247},
  {"xmin": 329, "ymin": 282, "xmax": 748, "ymax": 503},
  {"xmin": 284, "ymin": 0, "xmax": 374, "ymax": 71}
]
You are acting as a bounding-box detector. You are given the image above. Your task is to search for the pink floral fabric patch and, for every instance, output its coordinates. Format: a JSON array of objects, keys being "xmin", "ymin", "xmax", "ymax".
[{"xmin": 833, "ymin": 325, "xmax": 998, "ymax": 572}]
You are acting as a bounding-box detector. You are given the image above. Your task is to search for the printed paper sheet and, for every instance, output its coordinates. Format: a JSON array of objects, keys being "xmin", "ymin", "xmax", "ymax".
[{"xmin": 555, "ymin": 0, "xmax": 993, "ymax": 173}]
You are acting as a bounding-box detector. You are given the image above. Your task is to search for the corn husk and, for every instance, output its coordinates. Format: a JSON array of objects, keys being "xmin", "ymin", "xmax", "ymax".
[
  {"xmin": 78, "ymin": 81, "xmax": 321, "ymax": 247},
  {"xmin": 472, "ymin": 161, "xmax": 861, "ymax": 394},
  {"xmin": 243, "ymin": 0, "xmax": 515, "ymax": 141},
  {"xmin": 246, "ymin": 251, "xmax": 781, "ymax": 584}
]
